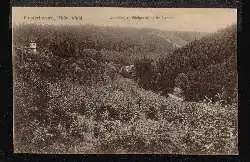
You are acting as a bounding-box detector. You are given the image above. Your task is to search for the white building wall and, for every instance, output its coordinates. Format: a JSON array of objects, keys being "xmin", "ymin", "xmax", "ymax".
[{"xmin": 29, "ymin": 42, "xmax": 37, "ymax": 49}]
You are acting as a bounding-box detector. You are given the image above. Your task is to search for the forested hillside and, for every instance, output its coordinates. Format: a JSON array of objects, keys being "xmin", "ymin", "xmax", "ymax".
[
  {"xmin": 13, "ymin": 24, "xmax": 207, "ymax": 65},
  {"xmin": 136, "ymin": 24, "xmax": 237, "ymax": 103},
  {"xmin": 13, "ymin": 24, "xmax": 237, "ymax": 154}
]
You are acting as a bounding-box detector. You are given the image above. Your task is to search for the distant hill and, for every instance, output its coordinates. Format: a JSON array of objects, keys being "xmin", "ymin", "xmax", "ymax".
[
  {"xmin": 170, "ymin": 24, "xmax": 236, "ymax": 71},
  {"xmin": 156, "ymin": 24, "xmax": 237, "ymax": 102},
  {"xmin": 13, "ymin": 24, "xmax": 207, "ymax": 65},
  {"xmin": 148, "ymin": 29, "xmax": 207, "ymax": 48}
]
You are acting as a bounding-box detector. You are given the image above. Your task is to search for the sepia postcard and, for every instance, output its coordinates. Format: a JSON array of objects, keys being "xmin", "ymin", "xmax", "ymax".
[{"xmin": 12, "ymin": 7, "xmax": 238, "ymax": 154}]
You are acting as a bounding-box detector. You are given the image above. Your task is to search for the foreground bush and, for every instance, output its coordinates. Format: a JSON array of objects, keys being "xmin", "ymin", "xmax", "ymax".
[
  {"xmin": 13, "ymin": 31, "xmax": 237, "ymax": 154},
  {"xmin": 14, "ymin": 69, "xmax": 238, "ymax": 154}
]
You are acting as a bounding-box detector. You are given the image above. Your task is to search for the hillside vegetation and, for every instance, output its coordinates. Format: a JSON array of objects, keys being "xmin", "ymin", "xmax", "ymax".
[
  {"xmin": 13, "ymin": 24, "xmax": 237, "ymax": 154},
  {"xmin": 13, "ymin": 24, "xmax": 207, "ymax": 65},
  {"xmin": 135, "ymin": 24, "xmax": 237, "ymax": 103},
  {"xmin": 14, "ymin": 51, "xmax": 237, "ymax": 153}
]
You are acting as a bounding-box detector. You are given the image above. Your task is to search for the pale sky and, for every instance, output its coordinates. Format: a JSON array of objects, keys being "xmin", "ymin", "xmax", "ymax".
[{"xmin": 12, "ymin": 7, "xmax": 237, "ymax": 33}]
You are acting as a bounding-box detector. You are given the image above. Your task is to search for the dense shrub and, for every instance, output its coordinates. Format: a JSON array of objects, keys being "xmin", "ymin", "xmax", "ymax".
[
  {"xmin": 14, "ymin": 54, "xmax": 238, "ymax": 154},
  {"xmin": 134, "ymin": 57, "xmax": 155, "ymax": 90},
  {"xmin": 13, "ymin": 24, "xmax": 237, "ymax": 154},
  {"xmin": 13, "ymin": 24, "xmax": 207, "ymax": 65},
  {"xmin": 133, "ymin": 24, "xmax": 237, "ymax": 103}
]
